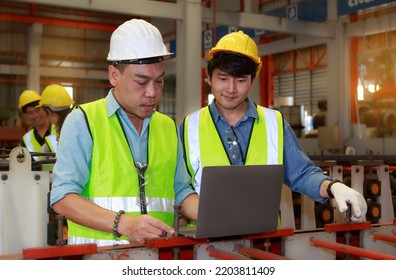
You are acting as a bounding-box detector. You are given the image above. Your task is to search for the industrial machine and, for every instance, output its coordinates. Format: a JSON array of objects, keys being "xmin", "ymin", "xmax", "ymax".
[{"xmin": 0, "ymin": 147, "xmax": 395, "ymax": 260}]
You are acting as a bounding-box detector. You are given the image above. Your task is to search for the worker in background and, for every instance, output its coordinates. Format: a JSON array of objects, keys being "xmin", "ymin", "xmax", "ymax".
[
  {"xmin": 50, "ymin": 19, "xmax": 198, "ymax": 246},
  {"xmin": 313, "ymin": 99, "xmax": 327, "ymax": 129},
  {"xmin": 180, "ymin": 31, "xmax": 367, "ymax": 222},
  {"xmin": 36, "ymin": 84, "xmax": 75, "ymax": 154},
  {"xmin": 18, "ymin": 89, "xmax": 57, "ymax": 161}
]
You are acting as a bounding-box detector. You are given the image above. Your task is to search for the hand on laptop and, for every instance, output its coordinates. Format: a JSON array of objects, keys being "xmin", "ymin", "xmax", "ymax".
[
  {"xmin": 117, "ymin": 214, "xmax": 175, "ymax": 243},
  {"xmin": 330, "ymin": 182, "xmax": 368, "ymax": 222}
]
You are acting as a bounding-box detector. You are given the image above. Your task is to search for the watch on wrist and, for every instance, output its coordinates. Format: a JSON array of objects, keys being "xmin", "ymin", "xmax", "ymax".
[{"xmin": 326, "ymin": 179, "xmax": 341, "ymax": 199}]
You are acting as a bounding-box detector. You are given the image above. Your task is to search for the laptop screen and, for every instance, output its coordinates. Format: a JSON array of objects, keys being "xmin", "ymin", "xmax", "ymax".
[{"xmin": 180, "ymin": 164, "xmax": 284, "ymax": 239}]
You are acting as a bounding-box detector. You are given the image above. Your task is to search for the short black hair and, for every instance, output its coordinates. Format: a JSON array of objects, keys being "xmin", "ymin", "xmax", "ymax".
[
  {"xmin": 207, "ymin": 52, "xmax": 258, "ymax": 79},
  {"xmin": 21, "ymin": 100, "xmax": 40, "ymax": 113}
]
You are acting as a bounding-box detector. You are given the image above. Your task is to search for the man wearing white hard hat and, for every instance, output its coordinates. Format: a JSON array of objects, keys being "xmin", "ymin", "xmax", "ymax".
[{"xmin": 50, "ymin": 19, "xmax": 198, "ymax": 246}]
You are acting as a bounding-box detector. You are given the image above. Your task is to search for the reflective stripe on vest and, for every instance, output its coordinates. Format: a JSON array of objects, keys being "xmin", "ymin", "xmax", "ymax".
[
  {"xmin": 68, "ymin": 236, "xmax": 130, "ymax": 246},
  {"xmin": 23, "ymin": 129, "xmax": 39, "ymax": 160},
  {"xmin": 184, "ymin": 105, "xmax": 283, "ymax": 194},
  {"xmin": 67, "ymin": 99, "xmax": 177, "ymax": 245},
  {"xmin": 45, "ymin": 134, "xmax": 58, "ymax": 153},
  {"xmin": 23, "ymin": 124, "xmax": 57, "ymax": 161}
]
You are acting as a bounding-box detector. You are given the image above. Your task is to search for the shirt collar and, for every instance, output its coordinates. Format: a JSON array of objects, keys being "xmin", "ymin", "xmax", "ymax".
[
  {"xmin": 105, "ymin": 88, "xmax": 153, "ymax": 131},
  {"xmin": 105, "ymin": 88, "xmax": 120, "ymax": 117}
]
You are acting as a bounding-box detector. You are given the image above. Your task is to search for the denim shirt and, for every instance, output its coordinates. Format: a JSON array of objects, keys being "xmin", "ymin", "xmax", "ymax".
[
  {"xmin": 50, "ymin": 89, "xmax": 196, "ymax": 206},
  {"xmin": 179, "ymin": 98, "xmax": 331, "ymax": 203}
]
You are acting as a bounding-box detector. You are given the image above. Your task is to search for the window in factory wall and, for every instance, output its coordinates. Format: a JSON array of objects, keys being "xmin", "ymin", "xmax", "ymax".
[
  {"xmin": 273, "ymin": 69, "xmax": 327, "ymax": 138},
  {"xmin": 356, "ymin": 31, "xmax": 396, "ymax": 138},
  {"xmin": 272, "ymin": 45, "xmax": 327, "ymax": 139},
  {"xmin": 63, "ymin": 85, "xmax": 73, "ymax": 101}
]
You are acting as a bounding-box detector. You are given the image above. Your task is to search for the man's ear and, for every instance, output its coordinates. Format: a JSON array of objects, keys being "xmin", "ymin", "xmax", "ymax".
[
  {"xmin": 205, "ymin": 69, "xmax": 211, "ymax": 86},
  {"xmin": 108, "ymin": 65, "xmax": 120, "ymax": 86}
]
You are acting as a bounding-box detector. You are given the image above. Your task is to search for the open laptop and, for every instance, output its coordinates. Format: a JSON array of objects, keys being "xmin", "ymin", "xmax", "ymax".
[{"xmin": 178, "ymin": 164, "xmax": 284, "ymax": 239}]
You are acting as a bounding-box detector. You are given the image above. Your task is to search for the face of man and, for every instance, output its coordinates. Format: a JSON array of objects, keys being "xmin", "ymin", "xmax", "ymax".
[
  {"xmin": 24, "ymin": 106, "xmax": 49, "ymax": 128},
  {"xmin": 208, "ymin": 68, "xmax": 252, "ymax": 114},
  {"xmin": 109, "ymin": 62, "xmax": 165, "ymax": 121},
  {"xmin": 46, "ymin": 109, "xmax": 59, "ymax": 127}
]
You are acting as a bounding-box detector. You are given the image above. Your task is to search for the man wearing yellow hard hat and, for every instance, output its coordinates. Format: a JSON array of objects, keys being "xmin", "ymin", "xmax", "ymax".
[
  {"xmin": 36, "ymin": 84, "xmax": 75, "ymax": 154},
  {"xmin": 179, "ymin": 31, "xmax": 367, "ymax": 223},
  {"xmin": 18, "ymin": 89, "xmax": 57, "ymax": 161}
]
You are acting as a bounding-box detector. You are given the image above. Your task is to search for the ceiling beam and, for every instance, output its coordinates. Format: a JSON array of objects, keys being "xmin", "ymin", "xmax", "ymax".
[
  {"xmin": 202, "ymin": 9, "xmax": 336, "ymax": 38},
  {"xmin": 345, "ymin": 13, "xmax": 396, "ymax": 37},
  {"xmin": 13, "ymin": 0, "xmax": 184, "ymax": 20},
  {"xmin": 13, "ymin": 1, "xmax": 336, "ymax": 38},
  {"xmin": 0, "ymin": 13, "xmax": 118, "ymax": 31},
  {"xmin": 258, "ymin": 35, "xmax": 330, "ymax": 55}
]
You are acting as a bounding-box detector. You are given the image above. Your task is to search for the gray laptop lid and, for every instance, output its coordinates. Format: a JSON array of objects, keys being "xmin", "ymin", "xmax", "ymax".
[{"xmin": 179, "ymin": 164, "xmax": 284, "ymax": 239}]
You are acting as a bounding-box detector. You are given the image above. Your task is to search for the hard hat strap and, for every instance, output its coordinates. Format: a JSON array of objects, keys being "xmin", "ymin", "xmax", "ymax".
[{"xmin": 113, "ymin": 56, "xmax": 164, "ymax": 65}]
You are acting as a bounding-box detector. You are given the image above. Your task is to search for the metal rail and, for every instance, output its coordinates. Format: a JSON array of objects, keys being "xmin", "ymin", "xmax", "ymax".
[
  {"xmin": 309, "ymin": 237, "xmax": 396, "ymax": 260},
  {"xmin": 372, "ymin": 233, "xmax": 396, "ymax": 243},
  {"xmin": 235, "ymin": 245, "xmax": 290, "ymax": 260},
  {"xmin": 206, "ymin": 245, "xmax": 250, "ymax": 260}
]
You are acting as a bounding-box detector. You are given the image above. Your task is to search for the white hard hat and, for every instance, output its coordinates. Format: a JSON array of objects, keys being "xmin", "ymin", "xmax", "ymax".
[{"xmin": 107, "ymin": 19, "xmax": 172, "ymax": 64}]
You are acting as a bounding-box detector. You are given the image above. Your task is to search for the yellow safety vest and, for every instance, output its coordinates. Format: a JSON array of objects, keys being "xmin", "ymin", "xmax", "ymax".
[
  {"xmin": 23, "ymin": 123, "xmax": 57, "ymax": 161},
  {"xmin": 45, "ymin": 134, "xmax": 58, "ymax": 153},
  {"xmin": 184, "ymin": 105, "xmax": 284, "ymax": 192},
  {"xmin": 68, "ymin": 99, "xmax": 177, "ymax": 245},
  {"xmin": 184, "ymin": 105, "xmax": 284, "ymax": 228}
]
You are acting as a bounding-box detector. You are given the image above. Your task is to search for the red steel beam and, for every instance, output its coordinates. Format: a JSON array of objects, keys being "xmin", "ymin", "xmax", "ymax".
[
  {"xmin": 23, "ymin": 243, "xmax": 97, "ymax": 259},
  {"xmin": 324, "ymin": 221, "xmax": 371, "ymax": 232},
  {"xmin": 145, "ymin": 236, "xmax": 206, "ymax": 249},
  {"xmin": 206, "ymin": 245, "xmax": 250, "ymax": 260},
  {"xmin": 309, "ymin": 237, "xmax": 396, "ymax": 260},
  {"xmin": 97, "ymin": 242, "xmax": 144, "ymax": 252},
  {"xmin": 245, "ymin": 227, "xmax": 294, "ymax": 240},
  {"xmin": 0, "ymin": 13, "xmax": 117, "ymax": 31},
  {"xmin": 372, "ymin": 233, "xmax": 396, "ymax": 243},
  {"xmin": 236, "ymin": 245, "xmax": 290, "ymax": 260}
]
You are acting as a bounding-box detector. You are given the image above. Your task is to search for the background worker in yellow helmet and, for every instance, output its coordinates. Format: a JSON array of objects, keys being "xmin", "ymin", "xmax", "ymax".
[
  {"xmin": 36, "ymin": 84, "xmax": 75, "ymax": 154},
  {"xmin": 18, "ymin": 89, "xmax": 57, "ymax": 161},
  {"xmin": 180, "ymin": 31, "xmax": 367, "ymax": 223},
  {"xmin": 50, "ymin": 19, "xmax": 198, "ymax": 246}
]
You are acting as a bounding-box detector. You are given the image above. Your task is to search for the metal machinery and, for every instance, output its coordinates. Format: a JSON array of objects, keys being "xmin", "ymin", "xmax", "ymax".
[{"xmin": 0, "ymin": 147, "xmax": 395, "ymax": 260}]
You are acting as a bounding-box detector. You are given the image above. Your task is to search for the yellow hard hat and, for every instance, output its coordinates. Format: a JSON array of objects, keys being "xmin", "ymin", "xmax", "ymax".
[
  {"xmin": 38, "ymin": 84, "xmax": 74, "ymax": 111},
  {"xmin": 208, "ymin": 31, "xmax": 262, "ymax": 76},
  {"xmin": 18, "ymin": 90, "xmax": 41, "ymax": 110}
]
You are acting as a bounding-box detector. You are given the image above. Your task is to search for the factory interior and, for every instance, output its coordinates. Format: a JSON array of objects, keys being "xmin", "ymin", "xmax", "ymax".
[{"xmin": 0, "ymin": 0, "xmax": 395, "ymax": 260}]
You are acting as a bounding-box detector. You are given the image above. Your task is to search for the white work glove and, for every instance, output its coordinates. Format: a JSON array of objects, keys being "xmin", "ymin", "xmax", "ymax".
[{"xmin": 331, "ymin": 182, "xmax": 367, "ymax": 222}]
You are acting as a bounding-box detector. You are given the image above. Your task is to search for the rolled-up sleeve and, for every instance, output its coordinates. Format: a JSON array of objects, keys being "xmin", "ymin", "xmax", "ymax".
[
  {"xmin": 173, "ymin": 130, "xmax": 197, "ymax": 205},
  {"xmin": 283, "ymin": 121, "xmax": 331, "ymax": 203},
  {"xmin": 50, "ymin": 109, "xmax": 93, "ymax": 206}
]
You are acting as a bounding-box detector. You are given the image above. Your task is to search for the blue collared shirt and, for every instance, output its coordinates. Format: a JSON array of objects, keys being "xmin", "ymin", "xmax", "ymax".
[
  {"xmin": 50, "ymin": 89, "xmax": 196, "ymax": 206},
  {"xmin": 180, "ymin": 98, "xmax": 331, "ymax": 203}
]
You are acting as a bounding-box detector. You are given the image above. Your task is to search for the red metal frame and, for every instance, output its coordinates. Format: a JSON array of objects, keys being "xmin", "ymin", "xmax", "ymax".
[
  {"xmin": 372, "ymin": 233, "xmax": 396, "ymax": 243},
  {"xmin": 145, "ymin": 236, "xmax": 207, "ymax": 260},
  {"xmin": 309, "ymin": 237, "xmax": 396, "ymax": 260},
  {"xmin": 0, "ymin": 13, "xmax": 118, "ymax": 32},
  {"xmin": 23, "ymin": 244, "xmax": 97, "ymax": 260},
  {"xmin": 260, "ymin": 55, "xmax": 274, "ymax": 107},
  {"xmin": 324, "ymin": 221, "xmax": 371, "ymax": 232},
  {"xmin": 247, "ymin": 228, "xmax": 294, "ymax": 256},
  {"xmin": 206, "ymin": 245, "xmax": 250, "ymax": 260},
  {"xmin": 350, "ymin": 35, "xmax": 360, "ymax": 124},
  {"xmin": 324, "ymin": 222, "xmax": 372, "ymax": 259},
  {"xmin": 236, "ymin": 245, "xmax": 290, "ymax": 260}
]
